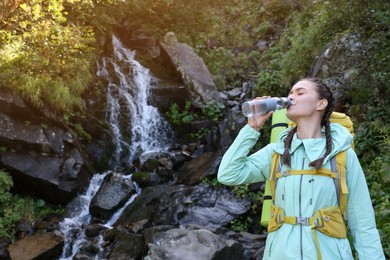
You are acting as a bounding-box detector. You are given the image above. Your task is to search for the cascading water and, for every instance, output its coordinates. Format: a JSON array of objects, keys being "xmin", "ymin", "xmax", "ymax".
[
  {"xmin": 60, "ymin": 172, "xmax": 140, "ymax": 259},
  {"xmin": 60, "ymin": 35, "xmax": 172, "ymax": 259},
  {"xmin": 97, "ymin": 35, "xmax": 173, "ymax": 166},
  {"xmin": 60, "ymin": 171, "xmax": 108, "ymax": 259}
]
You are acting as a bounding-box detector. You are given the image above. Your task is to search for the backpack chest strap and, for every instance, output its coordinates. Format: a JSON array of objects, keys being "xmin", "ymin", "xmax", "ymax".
[{"xmin": 275, "ymin": 168, "xmax": 339, "ymax": 179}]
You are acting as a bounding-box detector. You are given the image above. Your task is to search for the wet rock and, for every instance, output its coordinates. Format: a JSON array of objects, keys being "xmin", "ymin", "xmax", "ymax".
[
  {"xmin": 89, "ymin": 172, "xmax": 136, "ymax": 221},
  {"xmin": 85, "ymin": 224, "xmax": 108, "ymax": 238},
  {"xmin": 144, "ymin": 228, "xmax": 246, "ymax": 260},
  {"xmin": 176, "ymin": 184, "xmax": 251, "ymax": 228},
  {"xmin": 132, "ymin": 171, "xmax": 162, "ymax": 188},
  {"xmin": 104, "ymin": 229, "xmax": 144, "ymax": 260},
  {"xmin": 115, "ymin": 183, "xmax": 251, "ymax": 230}
]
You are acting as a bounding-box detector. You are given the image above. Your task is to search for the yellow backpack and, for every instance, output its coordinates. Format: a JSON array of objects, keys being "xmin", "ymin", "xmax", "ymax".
[{"xmin": 260, "ymin": 111, "xmax": 355, "ymax": 227}]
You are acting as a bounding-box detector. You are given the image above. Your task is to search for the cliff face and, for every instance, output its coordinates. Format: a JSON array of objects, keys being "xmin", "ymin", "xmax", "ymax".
[{"xmin": 0, "ymin": 88, "xmax": 92, "ymax": 204}]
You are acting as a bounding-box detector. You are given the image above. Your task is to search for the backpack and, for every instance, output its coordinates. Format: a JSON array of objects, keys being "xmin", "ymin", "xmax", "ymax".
[{"xmin": 260, "ymin": 111, "xmax": 355, "ymax": 227}]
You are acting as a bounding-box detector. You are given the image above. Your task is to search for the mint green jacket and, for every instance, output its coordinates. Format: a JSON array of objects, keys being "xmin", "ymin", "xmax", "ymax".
[{"xmin": 218, "ymin": 123, "xmax": 385, "ymax": 260}]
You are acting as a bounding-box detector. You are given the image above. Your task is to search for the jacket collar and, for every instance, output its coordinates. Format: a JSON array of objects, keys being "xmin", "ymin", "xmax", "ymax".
[{"xmin": 273, "ymin": 123, "xmax": 353, "ymax": 164}]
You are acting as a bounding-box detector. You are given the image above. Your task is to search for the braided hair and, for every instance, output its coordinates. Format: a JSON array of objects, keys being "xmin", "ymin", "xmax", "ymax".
[{"xmin": 282, "ymin": 78, "xmax": 335, "ymax": 170}]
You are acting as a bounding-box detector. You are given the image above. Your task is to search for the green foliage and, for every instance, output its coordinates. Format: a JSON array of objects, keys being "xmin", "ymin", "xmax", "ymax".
[
  {"xmin": 201, "ymin": 176, "xmax": 222, "ymax": 187},
  {"xmin": 0, "ymin": 0, "xmax": 96, "ymax": 115},
  {"xmin": 202, "ymin": 102, "xmax": 225, "ymax": 122},
  {"xmin": 353, "ymin": 104, "xmax": 390, "ymax": 256},
  {"xmin": 0, "ymin": 169, "xmax": 13, "ymax": 194},
  {"xmin": 190, "ymin": 128, "xmax": 210, "ymax": 140},
  {"xmin": 0, "ymin": 169, "xmax": 63, "ymax": 240},
  {"xmin": 229, "ymin": 216, "xmax": 253, "ymax": 232},
  {"xmin": 231, "ymin": 183, "xmax": 264, "ymax": 233},
  {"xmin": 165, "ymin": 101, "xmax": 198, "ymax": 126},
  {"xmin": 0, "ymin": 0, "xmax": 388, "ymax": 253},
  {"xmin": 73, "ymin": 123, "xmax": 92, "ymax": 143},
  {"xmin": 253, "ymin": 69, "xmax": 285, "ymax": 97},
  {"xmin": 232, "ymin": 184, "xmax": 250, "ymax": 198},
  {"xmin": 0, "ymin": 194, "xmax": 64, "ymax": 240}
]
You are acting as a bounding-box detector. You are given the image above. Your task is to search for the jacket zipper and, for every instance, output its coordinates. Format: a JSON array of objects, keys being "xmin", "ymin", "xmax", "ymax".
[
  {"xmin": 309, "ymin": 179, "xmax": 314, "ymax": 205},
  {"xmin": 299, "ymin": 159, "xmax": 304, "ymax": 260}
]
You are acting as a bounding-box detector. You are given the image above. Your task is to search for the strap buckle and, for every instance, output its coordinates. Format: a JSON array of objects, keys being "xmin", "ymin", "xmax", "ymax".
[
  {"xmin": 281, "ymin": 170, "xmax": 288, "ymax": 177},
  {"xmin": 297, "ymin": 216, "xmax": 309, "ymax": 226}
]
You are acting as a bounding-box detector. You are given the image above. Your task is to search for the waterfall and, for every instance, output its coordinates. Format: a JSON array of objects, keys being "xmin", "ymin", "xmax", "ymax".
[
  {"xmin": 60, "ymin": 172, "xmax": 140, "ymax": 260},
  {"xmin": 97, "ymin": 35, "xmax": 173, "ymax": 166},
  {"xmin": 60, "ymin": 35, "xmax": 172, "ymax": 259},
  {"xmin": 60, "ymin": 172, "xmax": 108, "ymax": 260}
]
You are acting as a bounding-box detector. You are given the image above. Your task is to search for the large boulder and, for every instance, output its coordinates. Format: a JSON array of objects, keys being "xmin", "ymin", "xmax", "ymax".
[
  {"xmin": 160, "ymin": 32, "xmax": 222, "ymax": 108},
  {"xmin": 0, "ymin": 89, "xmax": 92, "ymax": 204},
  {"xmin": 89, "ymin": 171, "xmax": 137, "ymax": 221},
  {"xmin": 145, "ymin": 228, "xmax": 246, "ymax": 260},
  {"xmin": 114, "ymin": 183, "xmax": 251, "ymax": 230},
  {"xmin": 142, "ymin": 225, "xmax": 267, "ymax": 260},
  {"xmin": 309, "ymin": 33, "xmax": 369, "ymax": 110}
]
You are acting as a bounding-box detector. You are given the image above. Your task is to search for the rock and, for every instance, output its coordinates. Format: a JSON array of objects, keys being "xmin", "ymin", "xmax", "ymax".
[
  {"xmin": 7, "ymin": 232, "xmax": 64, "ymax": 260},
  {"xmin": 144, "ymin": 228, "xmax": 246, "ymax": 260},
  {"xmin": 149, "ymin": 78, "xmax": 190, "ymax": 114},
  {"xmin": 177, "ymin": 184, "xmax": 251, "ymax": 228},
  {"xmin": 309, "ymin": 33, "xmax": 369, "ymax": 110},
  {"xmin": 160, "ymin": 32, "xmax": 222, "ymax": 108},
  {"xmin": 132, "ymin": 171, "xmax": 162, "ymax": 188},
  {"xmin": 0, "ymin": 237, "xmax": 11, "ymax": 260},
  {"xmin": 115, "ymin": 184, "xmax": 251, "ymax": 230},
  {"xmin": 103, "ymin": 229, "xmax": 144, "ymax": 260},
  {"xmin": 89, "ymin": 172, "xmax": 136, "ymax": 221},
  {"xmin": 227, "ymin": 88, "xmax": 242, "ymax": 99},
  {"xmin": 85, "ymin": 224, "xmax": 108, "ymax": 238},
  {"xmin": 114, "ymin": 28, "xmax": 161, "ymax": 59},
  {"xmin": 0, "ymin": 89, "xmax": 93, "ymax": 205},
  {"xmin": 177, "ymin": 151, "xmax": 222, "ymax": 185}
]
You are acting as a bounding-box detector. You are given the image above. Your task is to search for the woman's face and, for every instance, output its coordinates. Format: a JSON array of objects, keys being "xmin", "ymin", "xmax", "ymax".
[{"xmin": 286, "ymin": 80, "xmax": 326, "ymax": 121}]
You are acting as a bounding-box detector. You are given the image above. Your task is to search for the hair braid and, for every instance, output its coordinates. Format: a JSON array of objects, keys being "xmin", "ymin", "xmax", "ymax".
[
  {"xmin": 282, "ymin": 126, "xmax": 297, "ymax": 167},
  {"xmin": 308, "ymin": 79, "xmax": 335, "ymax": 170}
]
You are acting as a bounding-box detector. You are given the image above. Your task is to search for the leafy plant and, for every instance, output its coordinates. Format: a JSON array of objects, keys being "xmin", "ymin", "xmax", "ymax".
[
  {"xmin": 165, "ymin": 101, "xmax": 198, "ymax": 126},
  {"xmin": 0, "ymin": 169, "xmax": 13, "ymax": 195},
  {"xmin": 73, "ymin": 123, "xmax": 92, "ymax": 143},
  {"xmin": 0, "ymin": 194, "xmax": 64, "ymax": 240},
  {"xmin": 0, "ymin": 0, "xmax": 96, "ymax": 115},
  {"xmin": 202, "ymin": 102, "xmax": 225, "ymax": 122},
  {"xmin": 229, "ymin": 216, "xmax": 253, "ymax": 232}
]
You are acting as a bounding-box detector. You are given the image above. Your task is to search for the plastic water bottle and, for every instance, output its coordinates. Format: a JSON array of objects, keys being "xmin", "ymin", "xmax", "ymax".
[{"xmin": 242, "ymin": 97, "xmax": 291, "ymax": 117}]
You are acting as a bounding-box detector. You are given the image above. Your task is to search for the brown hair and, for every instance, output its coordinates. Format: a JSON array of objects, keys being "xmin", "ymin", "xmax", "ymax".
[{"xmin": 282, "ymin": 78, "xmax": 335, "ymax": 169}]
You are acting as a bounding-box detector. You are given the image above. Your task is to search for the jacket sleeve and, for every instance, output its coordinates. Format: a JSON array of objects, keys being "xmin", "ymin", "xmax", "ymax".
[
  {"xmin": 345, "ymin": 148, "xmax": 385, "ymax": 260},
  {"xmin": 217, "ymin": 124, "xmax": 274, "ymax": 186}
]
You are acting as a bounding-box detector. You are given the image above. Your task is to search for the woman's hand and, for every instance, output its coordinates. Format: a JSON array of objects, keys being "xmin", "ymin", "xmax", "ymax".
[{"xmin": 247, "ymin": 96, "xmax": 273, "ymax": 131}]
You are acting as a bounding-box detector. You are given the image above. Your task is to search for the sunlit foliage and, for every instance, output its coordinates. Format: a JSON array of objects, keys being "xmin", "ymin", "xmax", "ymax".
[{"xmin": 0, "ymin": 0, "xmax": 96, "ymax": 115}]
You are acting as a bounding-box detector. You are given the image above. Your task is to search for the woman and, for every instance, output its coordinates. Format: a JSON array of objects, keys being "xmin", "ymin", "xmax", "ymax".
[{"xmin": 217, "ymin": 78, "xmax": 385, "ymax": 259}]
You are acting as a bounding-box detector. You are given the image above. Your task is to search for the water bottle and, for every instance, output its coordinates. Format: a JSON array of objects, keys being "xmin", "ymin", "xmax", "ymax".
[{"xmin": 242, "ymin": 97, "xmax": 291, "ymax": 117}]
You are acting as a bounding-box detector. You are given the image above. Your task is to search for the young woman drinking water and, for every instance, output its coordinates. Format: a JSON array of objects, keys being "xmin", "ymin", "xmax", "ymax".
[{"xmin": 218, "ymin": 78, "xmax": 384, "ymax": 259}]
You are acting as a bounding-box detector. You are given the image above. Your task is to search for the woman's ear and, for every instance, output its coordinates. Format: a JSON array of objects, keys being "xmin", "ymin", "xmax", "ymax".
[{"xmin": 317, "ymin": 99, "xmax": 328, "ymax": 111}]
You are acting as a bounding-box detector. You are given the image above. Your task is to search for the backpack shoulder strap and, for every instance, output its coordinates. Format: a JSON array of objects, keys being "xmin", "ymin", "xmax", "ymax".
[
  {"xmin": 270, "ymin": 152, "xmax": 281, "ymax": 201},
  {"xmin": 335, "ymin": 150, "xmax": 348, "ymax": 218},
  {"xmin": 270, "ymin": 150, "xmax": 348, "ymax": 219}
]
